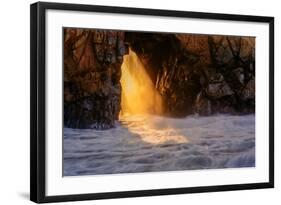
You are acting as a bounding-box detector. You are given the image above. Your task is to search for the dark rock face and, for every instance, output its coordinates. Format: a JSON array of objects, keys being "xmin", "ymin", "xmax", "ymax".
[
  {"xmin": 64, "ymin": 29, "xmax": 255, "ymax": 129},
  {"xmin": 125, "ymin": 33, "xmax": 255, "ymax": 117},
  {"xmin": 203, "ymin": 36, "xmax": 255, "ymax": 114},
  {"xmin": 64, "ymin": 29, "xmax": 128, "ymax": 129}
]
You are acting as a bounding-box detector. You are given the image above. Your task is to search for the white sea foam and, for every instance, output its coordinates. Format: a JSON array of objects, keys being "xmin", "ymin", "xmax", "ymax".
[{"xmin": 64, "ymin": 114, "xmax": 255, "ymax": 176}]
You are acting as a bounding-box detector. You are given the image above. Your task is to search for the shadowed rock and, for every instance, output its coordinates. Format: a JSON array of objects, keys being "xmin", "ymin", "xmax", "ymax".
[{"xmin": 64, "ymin": 29, "xmax": 255, "ymax": 129}]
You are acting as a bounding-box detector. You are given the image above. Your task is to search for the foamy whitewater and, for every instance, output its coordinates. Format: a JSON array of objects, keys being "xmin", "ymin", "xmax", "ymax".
[{"xmin": 64, "ymin": 114, "xmax": 255, "ymax": 176}]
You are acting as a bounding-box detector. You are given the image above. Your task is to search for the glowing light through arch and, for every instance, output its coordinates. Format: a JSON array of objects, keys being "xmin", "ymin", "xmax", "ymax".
[{"xmin": 120, "ymin": 48, "xmax": 163, "ymax": 116}]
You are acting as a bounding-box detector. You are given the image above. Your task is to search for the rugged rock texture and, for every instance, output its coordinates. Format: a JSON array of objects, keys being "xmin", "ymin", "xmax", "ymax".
[
  {"xmin": 64, "ymin": 28, "xmax": 255, "ymax": 129},
  {"xmin": 64, "ymin": 29, "xmax": 128, "ymax": 129},
  {"xmin": 125, "ymin": 33, "xmax": 255, "ymax": 117}
]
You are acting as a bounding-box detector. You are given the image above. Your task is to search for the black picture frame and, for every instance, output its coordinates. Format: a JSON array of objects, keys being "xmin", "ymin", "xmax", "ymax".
[{"xmin": 30, "ymin": 1, "xmax": 274, "ymax": 203}]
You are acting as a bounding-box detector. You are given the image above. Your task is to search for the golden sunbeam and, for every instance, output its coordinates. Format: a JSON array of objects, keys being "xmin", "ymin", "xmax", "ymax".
[
  {"xmin": 119, "ymin": 49, "xmax": 188, "ymax": 145},
  {"xmin": 120, "ymin": 48, "xmax": 163, "ymax": 116}
]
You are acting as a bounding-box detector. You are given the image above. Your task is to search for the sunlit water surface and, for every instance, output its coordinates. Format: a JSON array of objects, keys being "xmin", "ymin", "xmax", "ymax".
[{"xmin": 64, "ymin": 114, "xmax": 255, "ymax": 176}]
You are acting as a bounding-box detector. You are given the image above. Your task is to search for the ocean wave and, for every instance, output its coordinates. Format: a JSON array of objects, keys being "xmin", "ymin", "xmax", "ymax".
[{"xmin": 64, "ymin": 114, "xmax": 255, "ymax": 176}]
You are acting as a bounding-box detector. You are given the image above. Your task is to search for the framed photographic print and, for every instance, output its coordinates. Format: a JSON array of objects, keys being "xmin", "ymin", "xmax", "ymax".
[{"xmin": 30, "ymin": 1, "xmax": 274, "ymax": 203}]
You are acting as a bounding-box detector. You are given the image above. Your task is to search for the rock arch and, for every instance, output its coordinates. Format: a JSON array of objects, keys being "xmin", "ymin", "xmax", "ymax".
[{"xmin": 64, "ymin": 28, "xmax": 255, "ymax": 129}]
